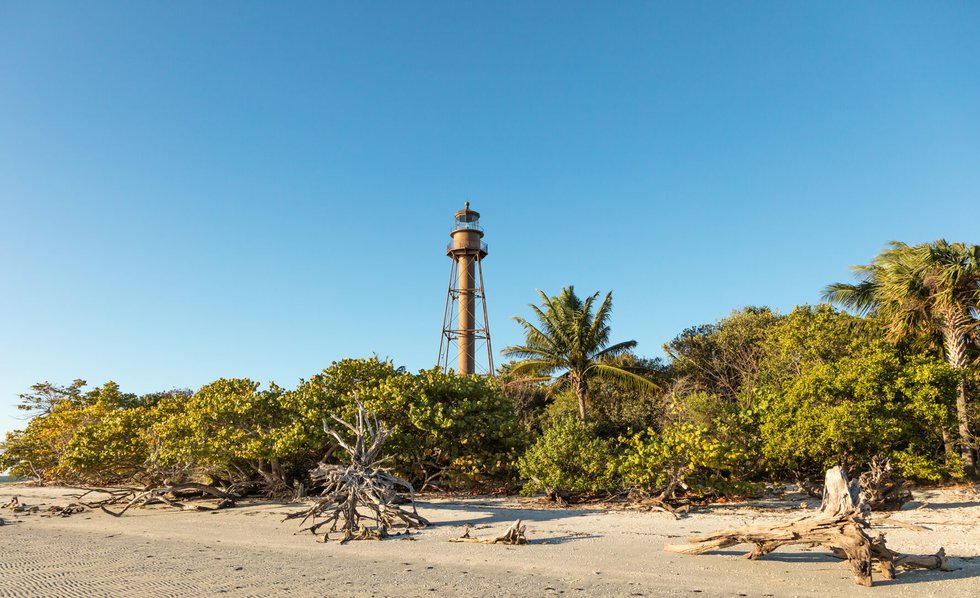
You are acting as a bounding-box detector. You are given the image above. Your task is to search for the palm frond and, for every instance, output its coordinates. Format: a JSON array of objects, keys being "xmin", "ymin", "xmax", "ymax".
[
  {"xmin": 586, "ymin": 363, "xmax": 660, "ymax": 393},
  {"xmin": 821, "ymin": 281, "xmax": 878, "ymax": 315},
  {"xmin": 508, "ymin": 359, "xmax": 562, "ymax": 377},
  {"xmin": 501, "ymin": 344, "xmax": 561, "ymax": 361},
  {"xmin": 595, "ymin": 339, "xmax": 638, "ymax": 359}
]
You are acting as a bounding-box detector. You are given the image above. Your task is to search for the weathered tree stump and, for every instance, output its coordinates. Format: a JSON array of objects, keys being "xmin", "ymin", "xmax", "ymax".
[
  {"xmin": 284, "ymin": 401, "xmax": 429, "ymax": 542},
  {"xmin": 664, "ymin": 467, "xmax": 951, "ymax": 586}
]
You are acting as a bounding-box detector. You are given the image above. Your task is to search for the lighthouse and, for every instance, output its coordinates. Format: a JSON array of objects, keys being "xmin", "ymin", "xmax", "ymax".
[{"xmin": 438, "ymin": 203, "xmax": 493, "ymax": 376}]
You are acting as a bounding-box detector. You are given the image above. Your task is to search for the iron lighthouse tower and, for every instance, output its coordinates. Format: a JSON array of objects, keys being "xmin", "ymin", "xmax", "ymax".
[{"xmin": 438, "ymin": 203, "xmax": 493, "ymax": 376}]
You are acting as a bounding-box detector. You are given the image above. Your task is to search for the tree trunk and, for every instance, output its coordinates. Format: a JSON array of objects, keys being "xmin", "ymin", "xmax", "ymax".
[
  {"xmin": 943, "ymin": 323, "xmax": 975, "ymax": 476},
  {"xmin": 574, "ymin": 376, "xmax": 588, "ymax": 423},
  {"xmin": 956, "ymin": 374, "xmax": 975, "ymax": 476},
  {"xmin": 941, "ymin": 429, "xmax": 957, "ymax": 466}
]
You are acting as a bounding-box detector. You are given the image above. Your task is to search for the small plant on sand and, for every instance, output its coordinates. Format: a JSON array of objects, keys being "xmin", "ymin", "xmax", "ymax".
[{"xmin": 285, "ymin": 400, "xmax": 429, "ymax": 542}]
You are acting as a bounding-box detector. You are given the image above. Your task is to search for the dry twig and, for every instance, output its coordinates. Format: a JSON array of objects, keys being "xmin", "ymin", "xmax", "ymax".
[{"xmin": 450, "ymin": 520, "xmax": 527, "ymax": 545}]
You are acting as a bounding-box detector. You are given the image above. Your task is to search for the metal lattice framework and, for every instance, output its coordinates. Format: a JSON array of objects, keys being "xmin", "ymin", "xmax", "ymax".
[{"xmin": 438, "ymin": 252, "xmax": 494, "ymax": 376}]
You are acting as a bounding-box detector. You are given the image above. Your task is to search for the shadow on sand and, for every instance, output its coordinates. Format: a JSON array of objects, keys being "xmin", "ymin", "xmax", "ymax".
[
  {"xmin": 709, "ymin": 549, "xmax": 839, "ymax": 563},
  {"xmin": 708, "ymin": 548, "xmax": 980, "ymax": 586},
  {"xmin": 901, "ymin": 500, "xmax": 980, "ymax": 511},
  {"xmin": 529, "ymin": 534, "xmax": 602, "ymax": 545},
  {"xmin": 415, "ymin": 500, "xmax": 602, "ymax": 527},
  {"xmin": 874, "ymin": 557, "xmax": 980, "ymax": 587}
]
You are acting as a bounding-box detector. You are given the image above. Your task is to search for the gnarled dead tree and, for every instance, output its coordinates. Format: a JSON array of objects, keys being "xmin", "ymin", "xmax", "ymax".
[
  {"xmin": 859, "ymin": 456, "xmax": 912, "ymax": 511},
  {"xmin": 665, "ymin": 467, "xmax": 952, "ymax": 587},
  {"xmin": 284, "ymin": 401, "xmax": 429, "ymax": 542}
]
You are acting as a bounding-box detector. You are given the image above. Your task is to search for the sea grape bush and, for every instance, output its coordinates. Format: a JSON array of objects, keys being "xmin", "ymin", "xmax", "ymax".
[
  {"xmin": 0, "ymin": 381, "xmax": 146, "ymax": 484},
  {"xmin": 755, "ymin": 307, "xmax": 961, "ymax": 481},
  {"xmin": 63, "ymin": 404, "xmax": 155, "ymax": 485},
  {"xmin": 517, "ymin": 416, "xmax": 617, "ymax": 494},
  {"xmin": 149, "ymin": 379, "xmax": 292, "ymax": 489},
  {"xmin": 283, "ymin": 360, "xmax": 527, "ymax": 489},
  {"xmin": 0, "ymin": 358, "xmax": 525, "ymax": 492},
  {"xmin": 617, "ymin": 421, "xmax": 758, "ymax": 498}
]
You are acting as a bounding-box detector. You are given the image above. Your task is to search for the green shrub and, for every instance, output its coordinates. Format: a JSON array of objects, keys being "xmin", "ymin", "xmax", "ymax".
[
  {"xmin": 0, "ymin": 382, "xmax": 137, "ymax": 484},
  {"xmin": 151, "ymin": 379, "xmax": 289, "ymax": 487},
  {"xmin": 758, "ymin": 344, "xmax": 961, "ymax": 480},
  {"xmin": 891, "ymin": 446, "xmax": 954, "ymax": 482},
  {"xmin": 517, "ymin": 416, "xmax": 617, "ymax": 494},
  {"xmin": 62, "ymin": 405, "xmax": 155, "ymax": 484},
  {"xmin": 282, "ymin": 358, "xmax": 525, "ymax": 490},
  {"xmin": 380, "ymin": 368, "xmax": 527, "ymax": 489},
  {"xmin": 618, "ymin": 421, "xmax": 757, "ymax": 498}
]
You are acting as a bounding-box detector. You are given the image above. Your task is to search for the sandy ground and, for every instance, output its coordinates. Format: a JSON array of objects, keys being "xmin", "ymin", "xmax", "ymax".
[{"xmin": 1, "ymin": 485, "xmax": 978, "ymax": 597}]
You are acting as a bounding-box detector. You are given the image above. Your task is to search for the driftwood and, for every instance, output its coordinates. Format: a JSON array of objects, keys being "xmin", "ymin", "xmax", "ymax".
[
  {"xmin": 62, "ymin": 484, "xmax": 237, "ymax": 517},
  {"xmin": 284, "ymin": 401, "xmax": 429, "ymax": 543},
  {"xmin": 94, "ymin": 484, "xmax": 236, "ymax": 517},
  {"xmin": 0, "ymin": 484, "xmax": 236, "ymax": 520},
  {"xmin": 859, "ymin": 456, "xmax": 912, "ymax": 511},
  {"xmin": 539, "ymin": 487, "xmax": 689, "ymax": 520},
  {"xmin": 625, "ymin": 488, "xmax": 690, "ymax": 519},
  {"xmin": 664, "ymin": 467, "xmax": 952, "ymax": 587},
  {"xmin": 450, "ymin": 520, "xmax": 527, "ymax": 545}
]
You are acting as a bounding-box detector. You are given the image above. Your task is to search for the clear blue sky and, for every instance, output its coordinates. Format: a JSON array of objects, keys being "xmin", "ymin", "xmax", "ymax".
[{"xmin": 2, "ymin": 1, "xmax": 979, "ymax": 439}]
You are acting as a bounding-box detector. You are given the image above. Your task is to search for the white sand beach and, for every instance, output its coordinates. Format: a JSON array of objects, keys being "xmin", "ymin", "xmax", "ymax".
[{"xmin": 1, "ymin": 485, "xmax": 978, "ymax": 597}]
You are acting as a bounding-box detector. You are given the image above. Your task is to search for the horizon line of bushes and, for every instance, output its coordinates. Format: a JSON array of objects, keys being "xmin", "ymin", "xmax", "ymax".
[{"xmin": 2, "ymin": 304, "xmax": 976, "ymax": 497}]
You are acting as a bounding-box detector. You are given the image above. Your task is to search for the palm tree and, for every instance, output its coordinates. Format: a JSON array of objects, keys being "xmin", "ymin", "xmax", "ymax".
[
  {"xmin": 502, "ymin": 286, "xmax": 658, "ymax": 422},
  {"xmin": 823, "ymin": 240, "xmax": 980, "ymax": 474}
]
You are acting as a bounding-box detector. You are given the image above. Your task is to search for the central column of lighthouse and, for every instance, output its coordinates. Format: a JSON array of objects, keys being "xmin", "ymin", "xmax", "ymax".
[{"xmin": 457, "ymin": 252, "xmax": 476, "ymax": 375}]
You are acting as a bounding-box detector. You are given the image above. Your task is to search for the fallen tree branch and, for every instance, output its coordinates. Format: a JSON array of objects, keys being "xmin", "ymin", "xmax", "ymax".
[
  {"xmin": 664, "ymin": 467, "xmax": 952, "ymax": 587},
  {"xmin": 58, "ymin": 484, "xmax": 238, "ymax": 517}
]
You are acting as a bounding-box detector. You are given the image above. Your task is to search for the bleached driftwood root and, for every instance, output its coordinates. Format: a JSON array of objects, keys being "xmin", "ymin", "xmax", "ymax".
[
  {"xmin": 284, "ymin": 401, "xmax": 429, "ymax": 543},
  {"xmin": 859, "ymin": 456, "xmax": 912, "ymax": 511},
  {"xmin": 87, "ymin": 484, "xmax": 237, "ymax": 517},
  {"xmin": 1, "ymin": 484, "xmax": 236, "ymax": 519},
  {"xmin": 63, "ymin": 484, "xmax": 236, "ymax": 517},
  {"xmin": 664, "ymin": 467, "xmax": 952, "ymax": 587},
  {"xmin": 449, "ymin": 520, "xmax": 527, "ymax": 545}
]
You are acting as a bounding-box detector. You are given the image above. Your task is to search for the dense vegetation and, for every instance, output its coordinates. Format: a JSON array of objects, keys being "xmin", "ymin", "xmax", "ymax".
[
  {"xmin": 0, "ymin": 362, "xmax": 525, "ymax": 493},
  {"xmin": 2, "ymin": 240, "xmax": 978, "ymax": 498}
]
